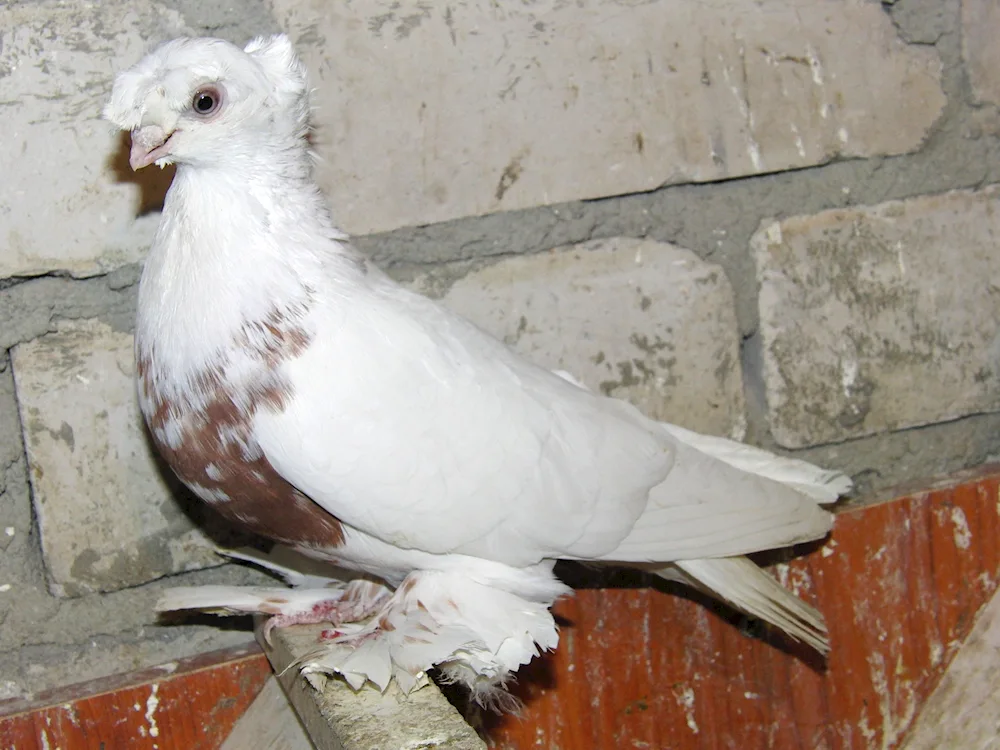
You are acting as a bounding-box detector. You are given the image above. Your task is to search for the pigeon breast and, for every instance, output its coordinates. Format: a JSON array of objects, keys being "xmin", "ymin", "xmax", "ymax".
[{"xmin": 136, "ymin": 298, "xmax": 346, "ymax": 549}]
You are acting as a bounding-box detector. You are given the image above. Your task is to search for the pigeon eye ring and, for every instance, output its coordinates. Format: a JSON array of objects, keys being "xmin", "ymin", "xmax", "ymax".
[{"xmin": 191, "ymin": 85, "xmax": 223, "ymax": 117}]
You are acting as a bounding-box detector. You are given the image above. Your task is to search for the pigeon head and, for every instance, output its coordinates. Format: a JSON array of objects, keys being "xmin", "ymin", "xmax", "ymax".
[{"xmin": 104, "ymin": 34, "xmax": 310, "ymax": 171}]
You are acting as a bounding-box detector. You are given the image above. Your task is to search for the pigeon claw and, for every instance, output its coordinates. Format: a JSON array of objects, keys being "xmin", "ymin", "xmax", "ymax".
[{"xmin": 261, "ymin": 590, "xmax": 388, "ymax": 645}]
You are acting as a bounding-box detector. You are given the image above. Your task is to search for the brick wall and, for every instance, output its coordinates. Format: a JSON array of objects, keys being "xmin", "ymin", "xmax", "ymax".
[{"xmin": 2, "ymin": 0, "xmax": 999, "ymax": 696}]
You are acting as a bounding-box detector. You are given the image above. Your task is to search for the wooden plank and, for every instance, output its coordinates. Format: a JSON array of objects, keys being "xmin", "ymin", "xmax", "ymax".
[
  {"xmin": 0, "ymin": 642, "xmax": 271, "ymax": 750},
  {"xmin": 900, "ymin": 584, "xmax": 1000, "ymax": 748},
  {"xmin": 259, "ymin": 619, "xmax": 486, "ymax": 750},
  {"xmin": 483, "ymin": 471, "xmax": 1000, "ymax": 749},
  {"xmin": 220, "ymin": 677, "xmax": 313, "ymax": 750}
]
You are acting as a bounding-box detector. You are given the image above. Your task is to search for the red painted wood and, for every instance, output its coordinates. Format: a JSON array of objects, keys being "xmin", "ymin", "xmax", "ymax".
[
  {"xmin": 0, "ymin": 643, "xmax": 270, "ymax": 750},
  {"xmin": 486, "ymin": 472, "xmax": 1000, "ymax": 749}
]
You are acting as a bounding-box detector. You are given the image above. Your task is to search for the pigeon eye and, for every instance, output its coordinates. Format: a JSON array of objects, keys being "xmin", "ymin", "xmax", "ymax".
[{"xmin": 191, "ymin": 87, "xmax": 222, "ymax": 117}]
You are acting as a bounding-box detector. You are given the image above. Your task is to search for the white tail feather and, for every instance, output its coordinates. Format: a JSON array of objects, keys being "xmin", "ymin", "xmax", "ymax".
[
  {"xmin": 659, "ymin": 423, "xmax": 852, "ymax": 504},
  {"xmin": 155, "ymin": 585, "xmax": 346, "ymax": 616},
  {"xmin": 219, "ymin": 545, "xmax": 354, "ymax": 588},
  {"xmin": 662, "ymin": 557, "xmax": 829, "ymax": 654},
  {"xmin": 551, "ymin": 367, "xmax": 853, "ymax": 504}
]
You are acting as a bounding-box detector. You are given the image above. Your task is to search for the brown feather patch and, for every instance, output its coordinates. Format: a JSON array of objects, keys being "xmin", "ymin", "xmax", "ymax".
[{"xmin": 138, "ymin": 302, "xmax": 345, "ymax": 549}]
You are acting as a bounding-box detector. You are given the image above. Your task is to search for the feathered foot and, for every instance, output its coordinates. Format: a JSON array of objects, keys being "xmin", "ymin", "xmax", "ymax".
[
  {"xmin": 155, "ymin": 546, "xmax": 393, "ymax": 644},
  {"xmin": 260, "ymin": 579, "xmax": 389, "ymax": 644},
  {"xmin": 297, "ymin": 569, "xmax": 567, "ymax": 703},
  {"xmin": 156, "ymin": 548, "xmax": 568, "ymax": 704},
  {"xmin": 156, "ymin": 577, "xmax": 393, "ymax": 644}
]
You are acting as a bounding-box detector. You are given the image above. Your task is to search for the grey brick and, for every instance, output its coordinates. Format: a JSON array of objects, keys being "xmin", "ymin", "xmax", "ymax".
[
  {"xmin": 753, "ymin": 186, "xmax": 1000, "ymax": 448},
  {"xmin": 962, "ymin": 0, "xmax": 1000, "ymax": 105},
  {"xmin": 0, "ymin": 0, "xmax": 189, "ymax": 279},
  {"xmin": 274, "ymin": 0, "xmax": 946, "ymax": 235}
]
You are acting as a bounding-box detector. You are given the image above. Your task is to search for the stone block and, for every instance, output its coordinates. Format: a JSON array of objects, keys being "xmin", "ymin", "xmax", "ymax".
[
  {"xmin": 753, "ymin": 186, "xmax": 1000, "ymax": 449},
  {"xmin": 962, "ymin": 0, "xmax": 1000, "ymax": 105},
  {"xmin": 10, "ymin": 319, "xmax": 228, "ymax": 597},
  {"xmin": 0, "ymin": 0, "xmax": 188, "ymax": 279},
  {"xmin": 431, "ymin": 237, "xmax": 746, "ymax": 438},
  {"xmin": 273, "ymin": 0, "xmax": 946, "ymax": 235}
]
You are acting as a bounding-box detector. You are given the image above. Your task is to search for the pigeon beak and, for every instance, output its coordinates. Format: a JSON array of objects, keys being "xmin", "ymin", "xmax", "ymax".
[{"xmin": 129, "ymin": 125, "xmax": 175, "ymax": 170}]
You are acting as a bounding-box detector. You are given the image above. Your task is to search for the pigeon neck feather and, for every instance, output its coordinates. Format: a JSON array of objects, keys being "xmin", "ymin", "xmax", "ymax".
[{"xmin": 135, "ymin": 161, "xmax": 347, "ymax": 382}]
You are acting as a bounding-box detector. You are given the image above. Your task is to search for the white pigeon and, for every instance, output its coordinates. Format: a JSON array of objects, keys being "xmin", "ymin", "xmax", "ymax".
[{"xmin": 104, "ymin": 34, "xmax": 851, "ymax": 705}]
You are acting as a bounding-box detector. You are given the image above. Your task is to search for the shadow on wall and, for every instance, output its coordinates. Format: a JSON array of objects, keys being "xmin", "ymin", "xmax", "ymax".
[{"xmin": 105, "ymin": 130, "xmax": 175, "ymax": 216}]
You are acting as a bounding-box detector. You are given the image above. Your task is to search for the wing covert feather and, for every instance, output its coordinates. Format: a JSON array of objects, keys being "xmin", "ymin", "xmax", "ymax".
[{"xmin": 253, "ymin": 280, "xmax": 673, "ymax": 566}]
